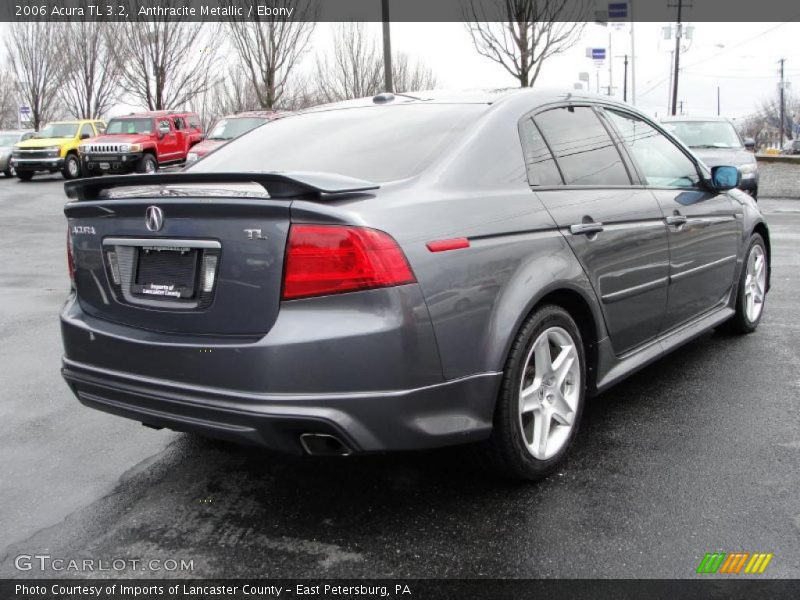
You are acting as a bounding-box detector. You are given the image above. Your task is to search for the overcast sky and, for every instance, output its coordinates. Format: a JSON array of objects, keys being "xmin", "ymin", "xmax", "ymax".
[{"xmin": 377, "ymin": 21, "xmax": 800, "ymax": 120}]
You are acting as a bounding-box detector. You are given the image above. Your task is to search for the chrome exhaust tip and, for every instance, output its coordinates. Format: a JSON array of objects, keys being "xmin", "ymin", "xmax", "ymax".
[{"xmin": 299, "ymin": 433, "xmax": 352, "ymax": 457}]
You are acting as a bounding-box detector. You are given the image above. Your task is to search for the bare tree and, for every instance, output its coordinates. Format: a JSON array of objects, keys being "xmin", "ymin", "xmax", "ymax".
[
  {"xmin": 226, "ymin": 0, "xmax": 317, "ymax": 110},
  {"xmin": 393, "ymin": 52, "xmax": 437, "ymax": 93},
  {"xmin": 58, "ymin": 20, "xmax": 121, "ymax": 119},
  {"xmin": 0, "ymin": 69, "xmax": 18, "ymax": 129},
  {"xmin": 316, "ymin": 23, "xmax": 382, "ymax": 103},
  {"xmin": 5, "ymin": 21, "xmax": 64, "ymax": 130},
  {"xmin": 111, "ymin": 2, "xmax": 219, "ymax": 110},
  {"xmin": 315, "ymin": 23, "xmax": 438, "ymax": 103},
  {"xmin": 464, "ymin": 0, "xmax": 590, "ymax": 88}
]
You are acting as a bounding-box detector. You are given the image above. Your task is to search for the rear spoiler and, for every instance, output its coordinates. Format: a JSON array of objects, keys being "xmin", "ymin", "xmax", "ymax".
[{"xmin": 64, "ymin": 171, "xmax": 380, "ymax": 201}]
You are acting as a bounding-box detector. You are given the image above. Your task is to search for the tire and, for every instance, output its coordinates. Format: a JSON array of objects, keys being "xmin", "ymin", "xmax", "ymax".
[
  {"xmin": 4, "ymin": 164, "xmax": 15, "ymax": 177},
  {"xmin": 16, "ymin": 170, "xmax": 33, "ymax": 181},
  {"xmin": 61, "ymin": 154, "xmax": 81, "ymax": 179},
  {"xmin": 478, "ymin": 305, "xmax": 586, "ymax": 481},
  {"xmin": 136, "ymin": 153, "xmax": 157, "ymax": 174},
  {"xmin": 722, "ymin": 233, "xmax": 768, "ymax": 334}
]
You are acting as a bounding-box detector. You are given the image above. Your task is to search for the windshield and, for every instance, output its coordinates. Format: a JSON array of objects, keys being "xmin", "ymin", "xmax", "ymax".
[
  {"xmin": 0, "ymin": 134, "xmax": 19, "ymax": 146},
  {"xmin": 190, "ymin": 104, "xmax": 486, "ymax": 182},
  {"xmin": 208, "ymin": 117, "xmax": 268, "ymax": 140},
  {"xmin": 34, "ymin": 123, "xmax": 78, "ymax": 139},
  {"xmin": 663, "ymin": 120, "xmax": 743, "ymax": 149},
  {"xmin": 106, "ymin": 118, "xmax": 154, "ymax": 135}
]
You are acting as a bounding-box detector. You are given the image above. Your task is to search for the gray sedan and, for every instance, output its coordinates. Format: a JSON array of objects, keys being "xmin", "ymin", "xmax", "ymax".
[
  {"xmin": 60, "ymin": 90, "xmax": 770, "ymax": 480},
  {"xmin": 0, "ymin": 130, "xmax": 33, "ymax": 177}
]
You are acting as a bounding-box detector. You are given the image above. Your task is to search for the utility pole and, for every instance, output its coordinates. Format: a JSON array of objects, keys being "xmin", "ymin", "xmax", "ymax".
[
  {"xmin": 667, "ymin": 50, "xmax": 674, "ymax": 114},
  {"xmin": 717, "ymin": 86, "xmax": 720, "ymax": 116},
  {"xmin": 779, "ymin": 58, "xmax": 785, "ymax": 146},
  {"xmin": 670, "ymin": 0, "xmax": 683, "ymax": 115},
  {"xmin": 679, "ymin": 100, "xmax": 684, "ymax": 115},
  {"xmin": 623, "ymin": 54, "xmax": 629, "ymax": 102},
  {"xmin": 630, "ymin": 0, "xmax": 636, "ymax": 105},
  {"xmin": 608, "ymin": 31, "xmax": 613, "ymax": 96},
  {"xmin": 382, "ymin": 0, "xmax": 393, "ymax": 93}
]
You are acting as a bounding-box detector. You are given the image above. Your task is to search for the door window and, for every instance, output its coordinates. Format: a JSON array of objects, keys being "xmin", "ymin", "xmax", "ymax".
[
  {"xmin": 79, "ymin": 123, "xmax": 93, "ymax": 139},
  {"xmin": 604, "ymin": 109, "xmax": 700, "ymax": 188},
  {"xmin": 519, "ymin": 118, "xmax": 562, "ymax": 186},
  {"xmin": 173, "ymin": 117, "xmax": 185, "ymax": 130},
  {"xmin": 534, "ymin": 106, "xmax": 630, "ymax": 186}
]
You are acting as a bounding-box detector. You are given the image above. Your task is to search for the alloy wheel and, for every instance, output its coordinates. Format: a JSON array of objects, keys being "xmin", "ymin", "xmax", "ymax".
[
  {"xmin": 744, "ymin": 244, "xmax": 766, "ymax": 322},
  {"xmin": 518, "ymin": 326, "xmax": 581, "ymax": 460}
]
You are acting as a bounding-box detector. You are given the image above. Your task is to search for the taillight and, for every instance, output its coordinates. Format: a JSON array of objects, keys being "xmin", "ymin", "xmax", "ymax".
[
  {"xmin": 66, "ymin": 228, "xmax": 75, "ymax": 286},
  {"xmin": 282, "ymin": 225, "xmax": 416, "ymax": 300}
]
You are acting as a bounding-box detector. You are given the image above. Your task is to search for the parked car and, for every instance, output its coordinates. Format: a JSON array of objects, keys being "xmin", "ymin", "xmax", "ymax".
[
  {"xmin": 186, "ymin": 111, "xmax": 283, "ymax": 163},
  {"xmin": 781, "ymin": 139, "xmax": 800, "ymax": 155},
  {"xmin": 12, "ymin": 120, "xmax": 104, "ymax": 180},
  {"xmin": 0, "ymin": 129, "xmax": 34, "ymax": 177},
  {"xmin": 662, "ymin": 116, "xmax": 759, "ymax": 199},
  {"xmin": 61, "ymin": 91, "xmax": 770, "ymax": 481},
  {"xmin": 79, "ymin": 111, "xmax": 203, "ymax": 175}
]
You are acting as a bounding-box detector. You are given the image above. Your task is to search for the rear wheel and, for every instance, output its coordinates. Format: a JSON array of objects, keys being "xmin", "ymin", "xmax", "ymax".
[
  {"xmin": 62, "ymin": 154, "xmax": 81, "ymax": 179},
  {"xmin": 4, "ymin": 164, "xmax": 15, "ymax": 177},
  {"xmin": 723, "ymin": 233, "xmax": 767, "ymax": 334},
  {"xmin": 136, "ymin": 153, "xmax": 157, "ymax": 174},
  {"xmin": 16, "ymin": 170, "xmax": 33, "ymax": 181},
  {"xmin": 479, "ymin": 305, "xmax": 586, "ymax": 481}
]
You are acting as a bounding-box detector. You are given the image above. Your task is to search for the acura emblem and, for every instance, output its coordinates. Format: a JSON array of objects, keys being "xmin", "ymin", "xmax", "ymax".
[{"xmin": 145, "ymin": 206, "xmax": 164, "ymax": 232}]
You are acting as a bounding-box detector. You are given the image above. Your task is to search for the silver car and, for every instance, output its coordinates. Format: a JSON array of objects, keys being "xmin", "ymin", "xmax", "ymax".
[
  {"xmin": 0, "ymin": 130, "xmax": 34, "ymax": 177},
  {"xmin": 61, "ymin": 90, "xmax": 770, "ymax": 480}
]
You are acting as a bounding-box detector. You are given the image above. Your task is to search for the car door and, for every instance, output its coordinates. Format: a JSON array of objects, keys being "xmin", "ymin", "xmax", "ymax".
[
  {"xmin": 525, "ymin": 105, "xmax": 670, "ymax": 355},
  {"xmin": 157, "ymin": 118, "xmax": 179, "ymax": 161},
  {"xmin": 602, "ymin": 108, "xmax": 740, "ymax": 331}
]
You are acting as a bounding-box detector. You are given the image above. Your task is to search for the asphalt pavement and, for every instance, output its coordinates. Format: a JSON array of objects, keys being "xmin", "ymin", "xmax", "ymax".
[{"xmin": 0, "ymin": 174, "xmax": 798, "ymax": 579}]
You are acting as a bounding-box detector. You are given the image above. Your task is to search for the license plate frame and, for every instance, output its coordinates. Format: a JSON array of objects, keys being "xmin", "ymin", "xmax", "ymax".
[{"xmin": 130, "ymin": 245, "xmax": 199, "ymax": 300}]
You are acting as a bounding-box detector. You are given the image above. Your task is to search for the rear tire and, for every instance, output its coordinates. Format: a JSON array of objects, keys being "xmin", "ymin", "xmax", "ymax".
[
  {"xmin": 61, "ymin": 154, "xmax": 81, "ymax": 179},
  {"xmin": 478, "ymin": 305, "xmax": 586, "ymax": 481},
  {"xmin": 136, "ymin": 153, "xmax": 157, "ymax": 174},
  {"xmin": 4, "ymin": 164, "xmax": 15, "ymax": 177},
  {"xmin": 722, "ymin": 233, "xmax": 767, "ymax": 334},
  {"xmin": 16, "ymin": 170, "xmax": 33, "ymax": 181}
]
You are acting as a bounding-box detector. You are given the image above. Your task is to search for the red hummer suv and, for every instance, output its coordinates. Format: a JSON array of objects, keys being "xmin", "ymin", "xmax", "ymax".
[{"xmin": 79, "ymin": 111, "xmax": 204, "ymax": 175}]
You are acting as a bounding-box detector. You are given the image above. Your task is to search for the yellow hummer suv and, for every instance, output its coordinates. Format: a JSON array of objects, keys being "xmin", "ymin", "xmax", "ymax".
[{"xmin": 12, "ymin": 119, "xmax": 105, "ymax": 180}]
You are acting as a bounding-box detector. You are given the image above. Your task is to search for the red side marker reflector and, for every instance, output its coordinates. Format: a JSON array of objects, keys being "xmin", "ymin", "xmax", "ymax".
[{"xmin": 426, "ymin": 238, "xmax": 470, "ymax": 253}]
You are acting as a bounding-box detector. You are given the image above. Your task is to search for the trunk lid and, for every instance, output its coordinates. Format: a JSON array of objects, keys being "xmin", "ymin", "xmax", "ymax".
[{"xmin": 64, "ymin": 172, "xmax": 379, "ymax": 336}]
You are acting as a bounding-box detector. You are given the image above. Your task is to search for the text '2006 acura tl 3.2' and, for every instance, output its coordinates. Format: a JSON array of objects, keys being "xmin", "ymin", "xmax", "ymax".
[{"xmin": 61, "ymin": 90, "xmax": 770, "ymax": 480}]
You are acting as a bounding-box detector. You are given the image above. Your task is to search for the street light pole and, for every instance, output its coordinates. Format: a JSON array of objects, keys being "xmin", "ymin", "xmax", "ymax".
[
  {"xmin": 382, "ymin": 0, "xmax": 394, "ymax": 93},
  {"xmin": 779, "ymin": 58, "xmax": 786, "ymax": 146},
  {"xmin": 670, "ymin": 0, "xmax": 683, "ymax": 116},
  {"xmin": 623, "ymin": 54, "xmax": 629, "ymax": 102}
]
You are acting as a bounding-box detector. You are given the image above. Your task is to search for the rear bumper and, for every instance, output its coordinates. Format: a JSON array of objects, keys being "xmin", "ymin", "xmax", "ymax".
[
  {"xmin": 62, "ymin": 359, "xmax": 499, "ymax": 454},
  {"xmin": 60, "ymin": 289, "xmax": 500, "ymax": 453}
]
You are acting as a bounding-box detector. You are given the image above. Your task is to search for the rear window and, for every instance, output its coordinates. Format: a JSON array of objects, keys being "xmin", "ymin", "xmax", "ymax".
[{"xmin": 189, "ymin": 104, "xmax": 486, "ymax": 182}]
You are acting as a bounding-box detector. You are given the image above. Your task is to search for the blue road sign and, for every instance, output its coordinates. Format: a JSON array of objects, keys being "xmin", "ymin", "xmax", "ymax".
[
  {"xmin": 591, "ymin": 48, "xmax": 606, "ymax": 60},
  {"xmin": 608, "ymin": 2, "xmax": 628, "ymax": 19}
]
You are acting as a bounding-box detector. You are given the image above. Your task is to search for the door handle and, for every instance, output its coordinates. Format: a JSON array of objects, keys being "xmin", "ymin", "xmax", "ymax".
[
  {"xmin": 665, "ymin": 214, "xmax": 687, "ymax": 227},
  {"xmin": 569, "ymin": 222, "xmax": 604, "ymax": 236}
]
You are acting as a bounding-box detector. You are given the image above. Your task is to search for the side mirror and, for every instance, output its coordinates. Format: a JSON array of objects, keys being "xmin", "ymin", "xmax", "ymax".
[
  {"xmin": 709, "ymin": 165, "xmax": 741, "ymax": 191},
  {"xmin": 743, "ymin": 138, "xmax": 756, "ymax": 151},
  {"xmin": 158, "ymin": 124, "xmax": 170, "ymax": 138},
  {"xmin": 80, "ymin": 133, "xmax": 91, "ymax": 140}
]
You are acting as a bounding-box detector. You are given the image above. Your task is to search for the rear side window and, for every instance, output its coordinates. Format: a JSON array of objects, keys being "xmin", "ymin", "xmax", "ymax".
[
  {"xmin": 605, "ymin": 109, "xmax": 699, "ymax": 188},
  {"xmin": 519, "ymin": 118, "xmax": 562, "ymax": 186},
  {"xmin": 534, "ymin": 106, "xmax": 630, "ymax": 186},
  {"xmin": 190, "ymin": 104, "xmax": 486, "ymax": 183}
]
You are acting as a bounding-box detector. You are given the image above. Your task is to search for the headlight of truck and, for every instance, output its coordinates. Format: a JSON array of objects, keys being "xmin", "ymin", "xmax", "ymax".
[
  {"xmin": 119, "ymin": 143, "xmax": 143, "ymax": 153},
  {"xmin": 187, "ymin": 152, "xmax": 198, "ymax": 162},
  {"xmin": 739, "ymin": 163, "xmax": 756, "ymax": 174}
]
